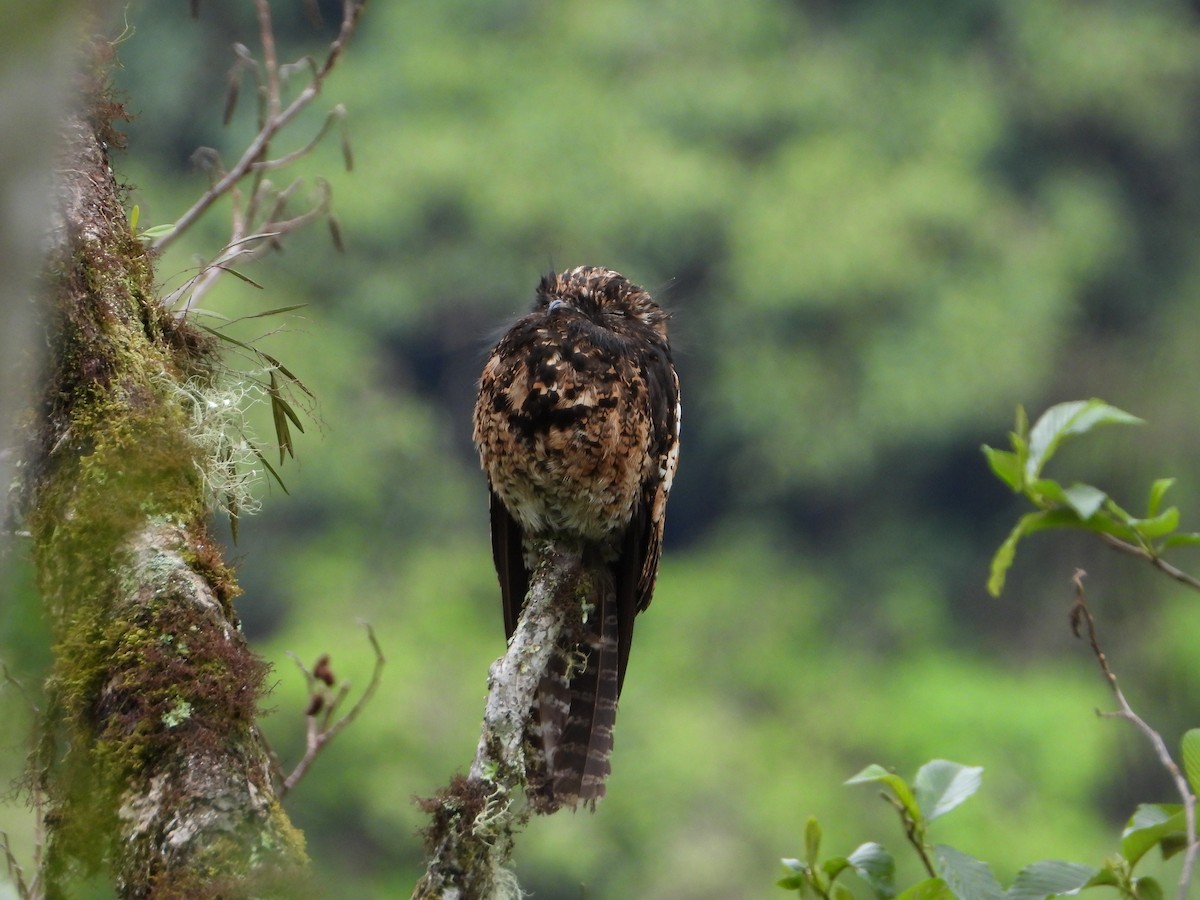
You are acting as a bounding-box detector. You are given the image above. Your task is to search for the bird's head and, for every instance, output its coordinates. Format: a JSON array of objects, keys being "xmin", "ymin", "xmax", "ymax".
[{"xmin": 535, "ymin": 266, "xmax": 669, "ymax": 344}]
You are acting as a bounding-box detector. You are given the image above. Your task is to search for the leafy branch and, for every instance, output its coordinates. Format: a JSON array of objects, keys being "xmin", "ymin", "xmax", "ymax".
[
  {"xmin": 1070, "ymin": 571, "xmax": 1200, "ymax": 900},
  {"xmin": 782, "ymin": 752, "xmax": 1192, "ymax": 899},
  {"xmin": 983, "ymin": 400, "xmax": 1200, "ymax": 597}
]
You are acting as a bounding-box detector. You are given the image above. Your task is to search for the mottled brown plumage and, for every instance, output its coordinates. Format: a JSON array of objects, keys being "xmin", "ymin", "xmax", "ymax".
[{"xmin": 473, "ymin": 266, "xmax": 680, "ymax": 809}]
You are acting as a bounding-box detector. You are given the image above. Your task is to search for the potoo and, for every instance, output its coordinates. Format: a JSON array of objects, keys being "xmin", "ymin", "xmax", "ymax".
[{"xmin": 473, "ymin": 266, "xmax": 680, "ymax": 809}]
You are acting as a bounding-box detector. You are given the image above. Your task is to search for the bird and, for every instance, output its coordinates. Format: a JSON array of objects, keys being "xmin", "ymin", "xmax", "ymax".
[{"xmin": 472, "ymin": 265, "xmax": 680, "ymax": 810}]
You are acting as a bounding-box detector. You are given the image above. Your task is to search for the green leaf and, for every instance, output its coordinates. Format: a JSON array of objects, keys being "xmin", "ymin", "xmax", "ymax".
[
  {"xmin": 914, "ymin": 760, "xmax": 983, "ymax": 822},
  {"xmin": 777, "ymin": 858, "xmax": 808, "ymax": 891},
  {"xmin": 138, "ymin": 223, "xmax": 177, "ymax": 239},
  {"xmin": 847, "ymin": 842, "xmax": 896, "ymax": 899},
  {"xmin": 1179, "ymin": 730, "xmax": 1200, "ymax": 798},
  {"xmin": 1160, "ymin": 831, "xmax": 1188, "ymax": 860},
  {"xmin": 804, "ymin": 817, "xmax": 821, "ymax": 870},
  {"xmin": 845, "ymin": 765, "xmax": 922, "ymax": 824},
  {"xmin": 1147, "ymin": 478, "xmax": 1175, "ymax": 517},
  {"xmin": 1121, "ymin": 803, "xmax": 1185, "ymax": 866},
  {"xmin": 1029, "ymin": 478, "xmax": 1070, "ymax": 506},
  {"xmin": 896, "ymin": 877, "xmax": 954, "ymax": 900},
  {"xmin": 1006, "ymin": 860, "xmax": 1098, "ymax": 900},
  {"xmin": 982, "ymin": 446, "xmax": 1022, "ymax": 491},
  {"xmin": 987, "ymin": 510, "xmax": 1081, "ymax": 597},
  {"xmin": 1162, "ymin": 532, "xmax": 1200, "ymax": 548},
  {"xmin": 1083, "ymin": 863, "xmax": 1121, "ymax": 889},
  {"xmin": 1128, "ymin": 508, "xmax": 1180, "ymax": 541},
  {"xmin": 1060, "ymin": 483, "xmax": 1108, "ymax": 521},
  {"xmin": 932, "ymin": 845, "xmax": 1004, "ymax": 900},
  {"xmin": 831, "ymin": 885, "xmax": 854, "ymax": 900},
  {"xmin": 129, "ymin": 203, "xmax": 140, "ymax": 233},
  {"xmin": 821, "ymin": 856, "xmax": 851, "ymax": 881},
  {"xmin": 1025, "ymin": 400, "xmax": 1142, "ymax": 481},
  {"xmin": 1132, "ymin": 876, "xmax": 1164, "ymax": 900}
]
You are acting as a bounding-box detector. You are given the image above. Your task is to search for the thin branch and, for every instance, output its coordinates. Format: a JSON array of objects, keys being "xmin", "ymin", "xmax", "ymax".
[
  {"xmin": 1097, "ymin": 533, "xmax": 1200, "ymax": 593},
  {"xmin": 277, "ymin": 621, "xmax": 385, "ymax": 798},
  {"xmin": 155, "ymin": 0, "xmax": 367, "ymax": 257},
  {"xmin": 1070, "ymin": 570, "xmax": 1198, "ymax": 900},
  {"xmin": 256, "ymin": 0, "xmax": 281, "ymax": 122},
  {"xmin": 880, "ymin": 794, "xmax": 936, "ymax": 878}
]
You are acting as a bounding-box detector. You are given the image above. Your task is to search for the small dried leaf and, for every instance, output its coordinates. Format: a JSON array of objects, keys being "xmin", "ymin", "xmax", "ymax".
[
  {"xmin": 223, "ymin": 73, "xmax": 240, "ymax": 126},
  {"xmin": 313, "ymin": 654, "xmax": 335, "ymax": 686},
  {"xmin": 328, "ymin": 213, "xmax": 344, "ymax": 253}
]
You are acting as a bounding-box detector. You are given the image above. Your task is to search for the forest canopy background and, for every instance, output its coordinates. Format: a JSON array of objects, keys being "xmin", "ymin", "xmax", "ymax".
[{"xmin": 6, "ymin": 1, "xmax": 1200, "ymax": 897}]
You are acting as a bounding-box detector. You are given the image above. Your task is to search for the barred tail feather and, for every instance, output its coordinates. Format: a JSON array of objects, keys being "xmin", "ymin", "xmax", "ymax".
[{"xmin": 526, "ymin": 566, "xmax": 620, "ymax": 811}]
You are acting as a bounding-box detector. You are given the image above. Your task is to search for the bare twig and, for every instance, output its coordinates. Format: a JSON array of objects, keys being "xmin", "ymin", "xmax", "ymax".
[
  {"xmin": 1097, "ymin": 533, "xmax": 1200, "ymax": 594},
  {"xmin": 277, "ymin": 621, "xmax": 385, "ymax": 798},
  {"xmin": 1070, "ymin": 570, "xmax": 1198, "ymax": 900},
  {"xmin": 155, "ymin": 0, "xmax": 366, "ymax": 313},
  {"xmin": 881, "ymin": 794, "xmax": 936, "ymax": 878}
]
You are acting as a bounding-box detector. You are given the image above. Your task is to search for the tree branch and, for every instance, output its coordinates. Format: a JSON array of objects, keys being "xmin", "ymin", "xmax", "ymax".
[
  {"xmin": 153, "ymin": 0, "xmax": 365, "ymax": 322},
  {"xmin": 1070, "ymin": 570, "xmax": 1198, "ymax": 900},
  {"xmin": 412, "ymin": 541, "xmax": 589, "ymax": 900},
  {"xmin": 1097, "ymin": 533, "xmax": 1200, "ymax": 594},
  {"xmin": 27, "ymin": 81, "xmax": 309, "ymax": 897}
]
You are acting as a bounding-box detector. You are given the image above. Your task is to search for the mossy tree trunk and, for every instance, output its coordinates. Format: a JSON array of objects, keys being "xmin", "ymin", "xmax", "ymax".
[{"xmin": 23, "ymin": 58, "xmax": 309, "ymax": 899}]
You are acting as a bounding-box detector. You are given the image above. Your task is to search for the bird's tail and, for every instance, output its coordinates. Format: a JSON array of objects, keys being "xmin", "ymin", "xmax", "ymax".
[{"xmin": 528, "ymin": 567, "xmax": 619, "ymax": 811}]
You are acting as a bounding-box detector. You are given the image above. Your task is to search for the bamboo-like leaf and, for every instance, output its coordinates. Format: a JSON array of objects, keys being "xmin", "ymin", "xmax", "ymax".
[
  {"xmin": 230, "ymin": 304, "xmax": 307, "ymax": 322},
  {"xmin": 270, "ymin": 373, "xmax": 294, "ymax": 463},
  {"xmin": 197, "ymin": 323, "xmax": 259, "ymax": 353},
  {"xmin": 261, "ymin": 351, "xmax": 315, "ymax": 397},
  {"xmin": 210, "ymin": 265, "xmax": 265, "ymax": 289},
  {"xmin": 249, "ymin": 443, "xmax": 290, "ymax": 494},
  {"xmin": 273, "ymin": 392, "xmax": 306, "ymax": 433}
]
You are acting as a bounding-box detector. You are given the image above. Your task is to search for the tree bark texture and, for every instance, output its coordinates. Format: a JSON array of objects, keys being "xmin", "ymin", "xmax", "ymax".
[
  {"xmin": 412, "ymin": 541, "xmax": 591, "ymax": 900},
  {"xmin": 23, "ymin": 59, "xmax": 309, "ymax": 899}
]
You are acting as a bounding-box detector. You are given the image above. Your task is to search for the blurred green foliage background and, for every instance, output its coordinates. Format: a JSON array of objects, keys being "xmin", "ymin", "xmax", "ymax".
[{"xmin": 7, "ymin": 0, "xmax": 1200, "ymax": 896}]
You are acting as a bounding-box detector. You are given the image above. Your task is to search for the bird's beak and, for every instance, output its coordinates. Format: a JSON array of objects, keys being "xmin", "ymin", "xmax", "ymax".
[{"xmin": 547, "ymin": 299, "xmax": 568, "ymax": 313}]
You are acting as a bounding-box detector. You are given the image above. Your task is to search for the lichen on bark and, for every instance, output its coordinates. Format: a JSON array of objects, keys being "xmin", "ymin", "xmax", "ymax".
[{"xmin": 20, "ymin": 50, "xmax": 310, "ymax": 899}]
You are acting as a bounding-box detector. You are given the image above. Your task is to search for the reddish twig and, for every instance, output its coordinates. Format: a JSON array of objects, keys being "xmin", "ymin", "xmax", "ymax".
[
  {"xmin": 1096, "ymin": 533, "xmax": 1200, "ymax": 594},
  {"xmin": 277, "ymin": 621, "xmax": 385, "ymax": 798},
  {"xmin": 1070, "ymin": 570, "xmax": 1198, "ymax": 900}
]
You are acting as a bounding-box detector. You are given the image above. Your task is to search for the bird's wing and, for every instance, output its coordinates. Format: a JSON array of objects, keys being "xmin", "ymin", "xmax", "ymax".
[{"xmin": 490, "ymin": 490, "xmax": 529, "ymax": 639}]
